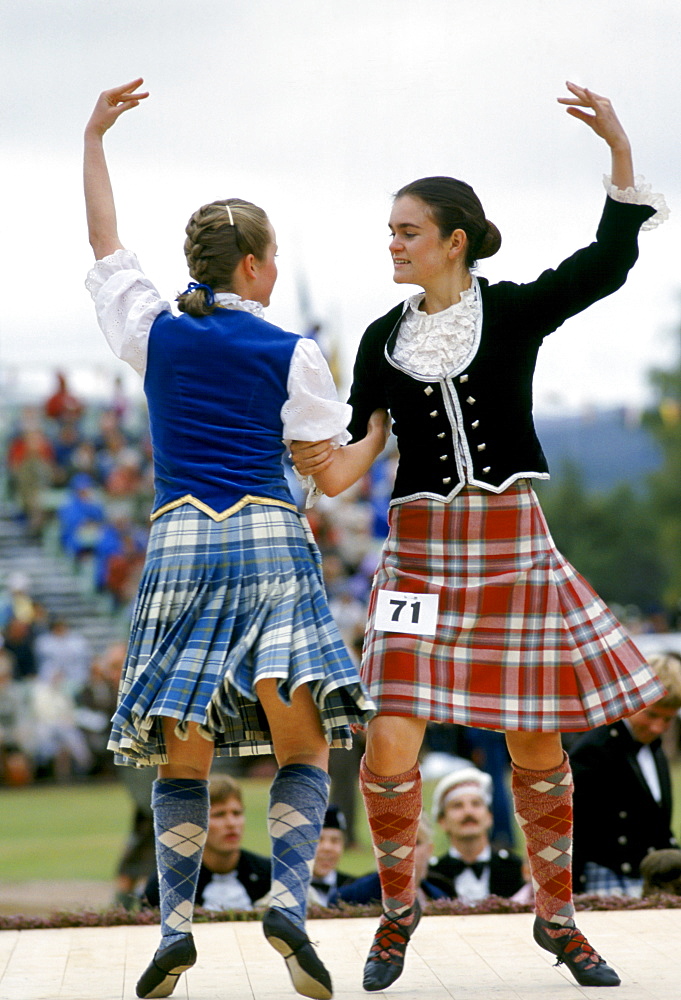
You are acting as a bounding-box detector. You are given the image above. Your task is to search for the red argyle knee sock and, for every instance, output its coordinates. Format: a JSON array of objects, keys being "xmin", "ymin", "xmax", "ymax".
[
  {"xmin": 511, "ymin": 751, "xmax": 575, "ymax": 927},
  {"xmin": 359, "ymin": 755, "xmax": 421, "ymax": 919}
]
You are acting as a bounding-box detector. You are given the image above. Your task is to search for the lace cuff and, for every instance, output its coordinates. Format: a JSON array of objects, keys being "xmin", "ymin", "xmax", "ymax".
[{"xmin": 603, "ymin": 175, "xmax": 669, "ymax": 230}]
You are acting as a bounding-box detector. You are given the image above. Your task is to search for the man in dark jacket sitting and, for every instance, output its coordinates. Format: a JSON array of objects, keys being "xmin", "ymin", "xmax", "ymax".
[
  {"xmin": 428, "ymin": 766, "xmax": 526, "ymax": 902},
  {"xmin": 144, "ymin": 774, "xmax": 270, "ymax": 911},
  {"xmin": 570, "ymin": 652, "xmax": 681, "ymax": 896}
]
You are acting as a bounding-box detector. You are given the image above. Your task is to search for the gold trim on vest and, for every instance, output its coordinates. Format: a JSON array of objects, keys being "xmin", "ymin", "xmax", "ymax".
[{"xmin": 150, "ymin": 494, "xmax": 298, "ymax": 522}]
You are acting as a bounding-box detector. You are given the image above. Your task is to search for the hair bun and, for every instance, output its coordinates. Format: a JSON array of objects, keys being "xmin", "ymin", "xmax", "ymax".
[{"xmin": 477, "ymin": 220, "xmax": 501, "ymax": 259}]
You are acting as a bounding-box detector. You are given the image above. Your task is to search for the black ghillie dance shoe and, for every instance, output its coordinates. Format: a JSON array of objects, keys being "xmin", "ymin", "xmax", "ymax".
[
  {"xmin": 362, "ymin": 900, "xmax": 422, "ymax": 992},
  {"xmin": 262, "ymin": 907, "xmax": 333, "ymax": 999},
  {"xmin": 135, "ymin": 934, "xmax": 197, "ymax": 999},
  {"xmin": 534, "ymin": 916, "xmax": 621, "ymax": 987}
]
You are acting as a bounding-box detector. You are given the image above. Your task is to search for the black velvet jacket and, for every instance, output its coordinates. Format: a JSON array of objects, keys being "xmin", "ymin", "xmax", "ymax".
[
  {"xmin": 428, "ymin": 848, "xmax": 525, "ymax": 899},
  {"xmin": 347, "ymin": 197, "xmax": 655, "ymax": 504},
  {"xmin": 570, "ymin": 720, "xmax": 677, "ymax": 890}
]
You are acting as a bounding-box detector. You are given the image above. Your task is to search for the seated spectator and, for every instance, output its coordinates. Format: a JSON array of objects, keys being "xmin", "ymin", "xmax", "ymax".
[
  {"xmin": 570, "ymin": 652, "xmax": 681, "ymax": 896},
  {"xmin": 31, "ymin": 676, "xmax": 93, "ymax": 781},
  {"xmin": 0, "ymin": 647, "xmax": 35, "ymax": 785},
  {"xmin": 57, "ymin": 473, "xmax": 105, "ymax": 559},
  {"xmin": 2, "ymin": 617, "xmax": 38, "ymax": 680},
  {"xmin": 35, "ymin": 616, "xmax": 92, "ymax": 696},
  {"xmin": 143, "ymin": 775, "xmax": 270, "ymax": 911},
  {"xmin": 51, "ymin": 420, "xmax": 85, "ymax": 486},
  {"xmin": 75, "ymin": 644, "xmax": 123, "ymax": 774},
  {"xmin": 44, "ymin": 371, "xmax": 84, "ymax": 423},
  {"xmin": 329, "ymin": 813, "xmax": 451, "ymax": 907},
  {"xmin": 308, "ymin": 806, "xmax": 356, "ymax": 906},
  {"xmin": 428, "ymin": 767, "xmax": 526, "ymax": 903},
  {"xmin": 640, "ymin": 848, "xmax": 681, "ymax": 897},
  {"xmin": 7, "ymin": 415, "xmax": 55, "ymax": 537},
  {"xmin": 0, "ymin": 572, "xmax": 38, "ymax": 630}
]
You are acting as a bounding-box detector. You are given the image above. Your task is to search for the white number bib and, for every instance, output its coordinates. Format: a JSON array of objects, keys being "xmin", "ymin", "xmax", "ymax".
[{"xmin": 374, "ymin": 589, "xmax": 439, "ymax": 637}]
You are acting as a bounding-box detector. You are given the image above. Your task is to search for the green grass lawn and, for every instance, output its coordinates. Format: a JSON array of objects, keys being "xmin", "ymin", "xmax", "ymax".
[
  {"xmin": 2, "ymin": 758, "xmax": 680, "ymax": 884},
  {"xmin": 0, "ymin": 778, "xmax": 375, "ymax": 883}
]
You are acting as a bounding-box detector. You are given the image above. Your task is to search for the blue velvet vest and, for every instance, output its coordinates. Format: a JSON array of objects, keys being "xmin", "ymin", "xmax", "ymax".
[{"xmin": 144, "ymin": 307, "xmax": 299, "ymax": 518}]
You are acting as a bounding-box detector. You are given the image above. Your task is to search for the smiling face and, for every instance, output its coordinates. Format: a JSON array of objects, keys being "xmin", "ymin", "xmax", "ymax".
[{"xmin": 389, "ymin": 195, "xmax": 465, "ymax": 292}]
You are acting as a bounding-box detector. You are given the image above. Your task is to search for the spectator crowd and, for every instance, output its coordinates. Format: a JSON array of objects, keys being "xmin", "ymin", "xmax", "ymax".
[{"xmin": 1, "ymin": 371, "xmax": 680, "ymax": 910}]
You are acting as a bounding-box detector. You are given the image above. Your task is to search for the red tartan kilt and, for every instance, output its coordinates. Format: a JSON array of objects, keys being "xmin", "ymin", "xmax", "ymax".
[{"xmin": 361, "ymin": 481, "xmax": 663, "ymax": 732}]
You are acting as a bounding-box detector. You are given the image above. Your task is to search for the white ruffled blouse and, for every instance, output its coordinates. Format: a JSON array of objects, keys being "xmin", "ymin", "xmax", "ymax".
[{"xmin": 85, "ymin": 249, "xmax": 351, "ymax": 447}]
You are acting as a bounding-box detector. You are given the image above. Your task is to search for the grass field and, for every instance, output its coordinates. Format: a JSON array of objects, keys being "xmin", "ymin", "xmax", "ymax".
[
  {"xmin": 0, "ymin": 777, "xmax": 379, "ymax": 883},
  {"xmin": 2, "ymin": 758, "xmax": 680, "ymax": 884}
]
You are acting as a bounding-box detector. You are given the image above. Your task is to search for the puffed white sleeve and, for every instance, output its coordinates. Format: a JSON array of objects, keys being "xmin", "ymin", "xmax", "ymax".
[
  {"xmin": 281, "ymin": 337, "xmax": 352, "ymax": 445},
  {"xmin": 85, "ymin": 249, "xmax": 172, "ymax": 377}
]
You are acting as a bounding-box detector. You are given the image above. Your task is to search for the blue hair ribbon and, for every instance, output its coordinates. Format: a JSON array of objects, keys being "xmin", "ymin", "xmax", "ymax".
[{"xmin": 180, "ymin": 281, "xmax": 215, "ymax": 307}]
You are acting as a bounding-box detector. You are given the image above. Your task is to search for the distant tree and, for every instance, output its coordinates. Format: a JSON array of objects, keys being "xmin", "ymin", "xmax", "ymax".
[
  {"xmin": 644, "ymin": 321, "xmax": 681, "ymax": 614},
  {"xmin": 537, "ymin": 462, "xmax": 667, "ymax": 611}
]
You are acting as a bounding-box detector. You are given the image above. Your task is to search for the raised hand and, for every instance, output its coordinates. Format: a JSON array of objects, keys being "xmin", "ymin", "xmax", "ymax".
[
  {"xmin": 557, "ymin": 81, "xmax": 630, "ymax": 152},
  {"xmin": 84, "ymin": 79, "xmax": 148, "ymax": 259},
  {"xmin": 85, "ymin": 78, "xmax": 149, "ymax": 138},
  {"xmin": 557, "ymin": 81, "xmax": 634, "ymax": 189}
]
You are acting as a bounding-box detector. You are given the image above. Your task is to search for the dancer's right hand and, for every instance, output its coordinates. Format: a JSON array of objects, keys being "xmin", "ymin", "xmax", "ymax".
[{"xmin": 85, "ymin": 78, "xmax": 149, "ymax": 138}]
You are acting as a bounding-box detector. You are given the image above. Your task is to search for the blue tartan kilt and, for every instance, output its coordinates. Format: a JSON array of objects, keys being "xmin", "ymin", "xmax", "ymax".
[{"xmin": 108, "ymin": 503, "xmax": 375, "ymax": 765}]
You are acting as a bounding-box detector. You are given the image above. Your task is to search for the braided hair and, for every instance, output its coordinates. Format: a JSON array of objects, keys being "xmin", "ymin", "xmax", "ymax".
[
  {"xmin": 177, "ymin": 198, "xmax": 271, "ymax": 317},
  {"xmin": 395, "ymin": 177, "xmax": 501, "ymax": 269}
]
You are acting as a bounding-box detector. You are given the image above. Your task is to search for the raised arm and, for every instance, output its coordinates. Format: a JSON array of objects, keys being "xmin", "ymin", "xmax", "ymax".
[
  {"xmin": 558, "ymin": 81, "xmax": 634, "ymax": 190},
  {"xmin": 291, "ymin": 408, "xmax": 391, "ymax": 497},
  {"xmin": 84, "ymin": 79, "xmax": 149, "ymax": 260}
]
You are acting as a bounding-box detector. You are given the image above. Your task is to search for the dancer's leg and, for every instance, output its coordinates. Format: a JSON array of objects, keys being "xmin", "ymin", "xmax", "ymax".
[
  {"xmin": 136, "ymin": 719, "xmax": 213, "ymax": 999},
  {"xmin": 360, "ymin": 715, "xmax": 426, "ymax": 992},
  {"xmin": 507, "ymin": 730, "xmax": 620, "ymax": 987},
  {"xmin": 256, "ymin": 678, "xmax": 332, "ymax": 1000}
]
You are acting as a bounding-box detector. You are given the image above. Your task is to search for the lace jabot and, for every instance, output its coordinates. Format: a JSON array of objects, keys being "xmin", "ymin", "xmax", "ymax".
[
  {"xmin": 214, "ymin": 292, "xmax": 265, "ymax": 319},
  {"xmin": 603, "ymin": 174, "xmax": 669, "ymax": 230},
  {"xmin": 391, "ymin": 282, "xmax": 480, "ymax": 379}
]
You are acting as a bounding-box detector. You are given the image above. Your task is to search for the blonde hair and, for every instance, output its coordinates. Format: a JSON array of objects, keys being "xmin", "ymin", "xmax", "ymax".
[
  {"xmin": 648, "ymin": 652, "xmax": 681, "ymax": 709},
  {"xmin": 177, "ymin": 198, "xmax": 271, "ymax": 317}
]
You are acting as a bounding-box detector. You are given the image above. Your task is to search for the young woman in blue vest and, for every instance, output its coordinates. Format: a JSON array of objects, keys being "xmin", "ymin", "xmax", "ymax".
[
  {"xmin": 84, "ymin": 79, "xmax": 387, "ymax": 1000},
  {"xmin": 292, "ymin": 83, "xmax": 667, "ymax": 991}
]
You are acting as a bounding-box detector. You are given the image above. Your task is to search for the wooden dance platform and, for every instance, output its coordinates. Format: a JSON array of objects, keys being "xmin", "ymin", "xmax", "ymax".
[{"xmin": 0, "ymin": 910, "xmax": 679, "ymax": 1000}]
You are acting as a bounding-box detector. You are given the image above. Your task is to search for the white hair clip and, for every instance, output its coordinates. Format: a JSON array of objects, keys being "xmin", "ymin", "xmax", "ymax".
[{"xmin": 225, "ymin": 204, "xmax": 234, "ymax": 226}]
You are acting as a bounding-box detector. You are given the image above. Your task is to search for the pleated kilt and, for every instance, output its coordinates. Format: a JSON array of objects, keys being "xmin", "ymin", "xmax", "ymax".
[
  {"xmin": 361, "ymin": 481, "xmax": 663, "ymax": 732},
  {"xmin": 108, "ymin": 503, "xmax": 375, "ymax": 765}
]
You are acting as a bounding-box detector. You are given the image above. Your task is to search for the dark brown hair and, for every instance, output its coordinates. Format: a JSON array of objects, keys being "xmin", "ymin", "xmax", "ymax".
[
  {"xmin": 177, "ymin": 198, "xmax": 271, "ymax": 317},
  {"xmin": 395, "ymin": 176, "xmax": 501, "ymax": 269}
]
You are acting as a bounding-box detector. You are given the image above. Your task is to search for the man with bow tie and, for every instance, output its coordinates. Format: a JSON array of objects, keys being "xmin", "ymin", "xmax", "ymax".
[
  {"xmin": 427, "ymin": 767, "xmax": 526, "ymax": 903},
  {"xmin": 570, "ymin": 652, "xmax": 681, "ymax": 896}
]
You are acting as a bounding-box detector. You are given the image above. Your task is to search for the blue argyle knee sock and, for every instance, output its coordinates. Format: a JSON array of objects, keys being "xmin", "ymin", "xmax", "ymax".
[
  {"xmin": 267, "ymin": 763, "xmax": 330, "ymax": 930},
  {"xmin": 152, "ymin": 777, "xmax": 209, "ymax": 947}
]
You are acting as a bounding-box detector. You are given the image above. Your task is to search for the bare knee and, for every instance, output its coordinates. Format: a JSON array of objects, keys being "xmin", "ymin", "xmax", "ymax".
[
  {"xmin": 505, "ymin": 730, "xmax": 564, "ymax": 770},
  {"xmin": 365, "ymin": 715, "xmax": 426, "ymax": 776},
  {"xmin": 158, "ymin": 717, "xmax": 214, "ymax": 780},
  {"xmin": 255, "ymin": 679, "xmax": 329, "ymax": 772}
]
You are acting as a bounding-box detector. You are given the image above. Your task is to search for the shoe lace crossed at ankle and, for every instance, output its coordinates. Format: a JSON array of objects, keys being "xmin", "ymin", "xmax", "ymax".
[
  {"xmin": 552, "ymin": 926, "xmax": 605, "ymax": 972},
  {"xmin": 367, "ymin": 914, "xmax": 413, "ymax": 966}
]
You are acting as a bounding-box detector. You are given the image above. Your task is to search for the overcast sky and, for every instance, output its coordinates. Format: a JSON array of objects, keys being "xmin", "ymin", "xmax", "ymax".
[{"xmin": 1, "ymin": 0, "xmax": 679, "ymax": 413}]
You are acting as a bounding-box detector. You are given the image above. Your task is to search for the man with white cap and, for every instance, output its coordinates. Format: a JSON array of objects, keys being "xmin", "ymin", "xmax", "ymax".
[{"xmin": 428, "ymin": 766, "xmax": 525, "ymax": 903}]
